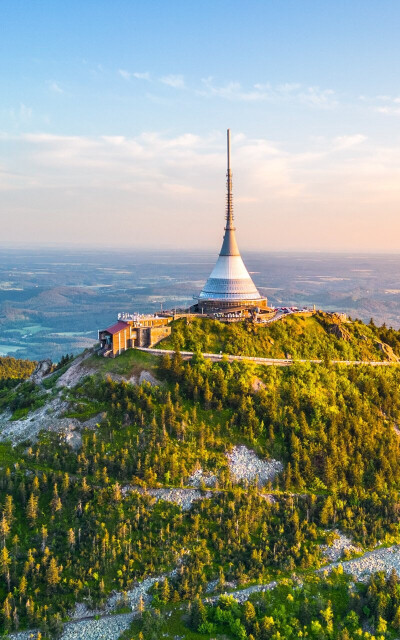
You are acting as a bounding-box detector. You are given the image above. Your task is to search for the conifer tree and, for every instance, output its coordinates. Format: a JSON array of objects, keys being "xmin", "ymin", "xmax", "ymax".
[
  {"xmin": 161, "ymin": 577, "xmax": 170, "ymax": 603},
  {"xmin": 26, "ymin": 494, "xmax": 38, "ymax": 527},
  {"xmin": 46, "ymin": 557, "xmax": 60, "ymax": 590},
  {"xmin": 190, "ymin": 596, "xmax": 207, "ymax": 630},
  {"xmin": 67, "ymin": 529, "xmax": 76, "ymax": 550},
  {"xmin": 0, "ymin": 547, "xmax": 11, "ymax": 589},
  {"xmin": 0, "ymin": 514, "xmax": 10, "ymax": 546},
  {"xmin": 50, "ymin": 484, "xmax": 62, "ymax": 513},
  {"xmin": 4, "ymin": 495, "xmax": 14, "ymax": 523}
]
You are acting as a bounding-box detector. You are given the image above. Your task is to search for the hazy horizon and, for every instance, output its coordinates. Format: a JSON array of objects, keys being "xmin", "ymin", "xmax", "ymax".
[
  {"xmin": 4, "ymin": 243, "xmax": 400, "ymax": 255},
  {"xmin": 2, "ymin": 247, "xmax": 400, "ymax": 361}
]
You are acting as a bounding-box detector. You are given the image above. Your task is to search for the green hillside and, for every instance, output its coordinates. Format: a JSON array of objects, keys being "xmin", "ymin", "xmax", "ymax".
[
  {"xmin": 1, "ymin": 334, "xmax": 400, "ymax": 638},
  {"xmin": 158, "ymin": 312, "xmax": 400, "ymax": 361}
]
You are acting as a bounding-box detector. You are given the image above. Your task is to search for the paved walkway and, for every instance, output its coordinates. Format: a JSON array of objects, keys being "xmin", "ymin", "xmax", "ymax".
[{"xmin": 137, "ymin": 347, "xmax": 400, "ymax": 367}]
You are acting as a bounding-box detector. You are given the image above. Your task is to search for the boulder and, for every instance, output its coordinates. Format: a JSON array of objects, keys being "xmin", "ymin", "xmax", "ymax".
[{"xmin": 30, "ymin": 359, "xmax": 53, "ymax": 383}]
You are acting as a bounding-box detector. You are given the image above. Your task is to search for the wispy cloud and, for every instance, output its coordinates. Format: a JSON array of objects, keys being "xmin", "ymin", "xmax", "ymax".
[
  {"xmin": 376, "ymin": 106, "xmax": 400, "ymax": 116},
  {"xmin": 118, "ymin": 69, "xmax": 131, "ymax": 80},
  {"xmin": 199, "ymin": 77, "xmax": 337, "ymax": 108},
  {"xmin": 160, "ymin": 74, "xmax": 184, "ymax": 89},
  {"xmin": 49, "ymin": 81, "xmax": 64, "ymax": 94},
  {"xmin": 200, "ymin": 78, "xmax": 262, "ymax": 102},
  {"xmin": 118, "ymin": 69, "xmax": 151, "ymax": 81},
  {"xmin": 8, "ymin": 103, "xmax": 33, "ymax": 123},
  {"xmin": 333, "ymin": 134, "xmax": 367, "ymax": 150},
  {"xmin": 360, "ymin": 94, "xmax": 400, "ymax": 117},
  {"xmin": 133, "ymin": 71, "xmax": 150, "ymax": 81}
]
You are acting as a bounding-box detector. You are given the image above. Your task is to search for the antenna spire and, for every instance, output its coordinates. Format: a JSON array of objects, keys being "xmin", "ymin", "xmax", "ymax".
[{"xmin": 226, "ymin": 129, "xmax": 234, "ymax": 229}]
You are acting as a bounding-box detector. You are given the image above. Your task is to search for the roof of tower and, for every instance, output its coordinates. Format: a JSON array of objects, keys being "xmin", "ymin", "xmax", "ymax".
[{"xmin": 198, "ymin": 129, "xmax": 263, "ymax": 303}]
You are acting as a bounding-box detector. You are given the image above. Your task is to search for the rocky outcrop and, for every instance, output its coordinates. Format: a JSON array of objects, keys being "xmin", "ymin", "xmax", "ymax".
[
  {"xmin": 55, "ymin": 352, "xmax": 92, "ymax": 388},
  {"xmin": 327, "ymin": 323, "xmax": 351, "ymax": 341},
  {"xmin": 375, "ymin": 340, "xmax": 400, "ymax": 362},
  {"xmin": 30, "ymin": 359, "xmax": 53, "ymax": 383},
  {"xmin": 252, "ymin": 376, "xmax": 266, "ymax": 392}
]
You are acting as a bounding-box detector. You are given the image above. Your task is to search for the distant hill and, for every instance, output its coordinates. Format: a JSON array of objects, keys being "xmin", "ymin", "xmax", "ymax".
[{"xmin": 158, "ymin": 312, "xmax": 400, "ymax": 361}]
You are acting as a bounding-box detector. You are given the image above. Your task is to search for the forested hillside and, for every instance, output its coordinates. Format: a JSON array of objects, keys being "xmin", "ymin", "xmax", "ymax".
[
  {"xmin": 1, "ymin": 338, "xmax": 400, "ymax": 639},
  {"xmin": 0, "ymin": 356, "xmax": 36, "ymax": 409},
  {"xmin": 0, "ymin": 356, "xmax": 36, "ymax": 384},
  {"xmin": 159, "ymin": 313, "xmax": 400, "ymax": 361}
]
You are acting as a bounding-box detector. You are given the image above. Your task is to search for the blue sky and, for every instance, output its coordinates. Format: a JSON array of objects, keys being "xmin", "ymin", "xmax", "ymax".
[{"xmin": 2, "ymin": 1, "xmax": 400, "ymax": 250}]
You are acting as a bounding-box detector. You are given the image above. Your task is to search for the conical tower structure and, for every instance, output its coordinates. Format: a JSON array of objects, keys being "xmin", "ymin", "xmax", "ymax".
[{"xmin": 198, "ymin": 130, "xmax": 268, "ymax": 312}]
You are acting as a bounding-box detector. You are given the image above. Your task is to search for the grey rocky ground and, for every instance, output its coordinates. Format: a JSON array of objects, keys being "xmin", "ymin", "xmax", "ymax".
[
  {"xmin": 57, "ymin": 614, "xmax": 134, "ymax": 640},
  {"xmin": 187, "ymin": 467, "xmax": 217, "ymax": 488},
  {"xmin": 120, "ymin": 446, "xmax": 284, "ymax": 512},
  {"xmin": 320, "ymin": 529, "xmax": 362, "ymax": 562},
  {"xmin": 226, "ymin": 445, "xmax": 283, "ymax": 487},
  {"xmin": 122, "ymin": 485, "xmax": 216, "ymax": 511},
  {"xmin": 94, "ymin": 369, "xmax": 159, "ymax": 387},
  {"xmin": 0, "ymin": 350, "xmax": 160, "ymax": 447},
  {"xmin": 0, "ymin": 352, "xmax": 93, "ymax": 445},
  {"xmin": 0, "ymin": 394, "xmax": 76, "ymax": 445},
  {"xmin": 55, "ymin": 352, "xmax": 93, "ymax": 389},
  {"xmin": 323, "ymin": 544, "xmax": 400, "ymax": 581},
  {"xmin": 7, "ymin": 613, "xmax": 134, "ymax": 640},
  {"xmin": 205, "ymin": 580, "xmax": 278, "ymax": 604}
]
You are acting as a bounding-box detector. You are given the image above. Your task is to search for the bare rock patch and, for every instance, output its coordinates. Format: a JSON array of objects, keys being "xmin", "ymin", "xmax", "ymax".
[
  {"xmin": 226, "ymin": 445, "xmax": 283, "ymax": 487},
  {"xmin": 122, "ymin": 485, "xmax": 216, "ymax": 511},
  {"xmin": 322, "ymin": 544, "xmax": 400, "ymax": 582},
  {"xmin": 320, "ymin": 529, "xmax": 362, "ymax": 562}
]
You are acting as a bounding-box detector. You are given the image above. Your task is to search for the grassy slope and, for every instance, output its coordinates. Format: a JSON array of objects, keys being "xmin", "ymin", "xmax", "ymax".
[
  {"xmin": 157, "ymin": 313, "xmax": 397, "ymax": 361},
  {"xmin": 84, "ymin": 348, "xmax": 159, "ymax": 377}
]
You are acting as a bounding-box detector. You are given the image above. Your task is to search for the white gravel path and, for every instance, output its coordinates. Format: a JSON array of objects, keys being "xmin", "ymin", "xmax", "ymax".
[{"xmin": 226, "ymin": 446, "xmax": 283, "ymax": 487}]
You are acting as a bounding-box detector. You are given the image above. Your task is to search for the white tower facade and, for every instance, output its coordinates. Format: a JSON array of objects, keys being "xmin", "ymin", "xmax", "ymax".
[{"xmin": 198, "ymin": 130, "xmax": 267, "ymax": 311}]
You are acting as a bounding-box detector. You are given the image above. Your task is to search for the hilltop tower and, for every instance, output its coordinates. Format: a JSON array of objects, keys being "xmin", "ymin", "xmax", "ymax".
[{"xmin": 198, "ymin": 129, "xmax": 268, "ymax": 312}]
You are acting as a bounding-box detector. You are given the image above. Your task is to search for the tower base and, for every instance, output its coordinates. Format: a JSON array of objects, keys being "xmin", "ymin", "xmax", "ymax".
[{"xmin": 196, "ymin": 297, "xmax": 269, "ymax": 314}]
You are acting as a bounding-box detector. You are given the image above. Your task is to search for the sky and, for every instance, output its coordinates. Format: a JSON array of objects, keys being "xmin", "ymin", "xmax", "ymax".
[{"xmin": 1, "ymin": 0, "xmax": 400, "ymax": 252}]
